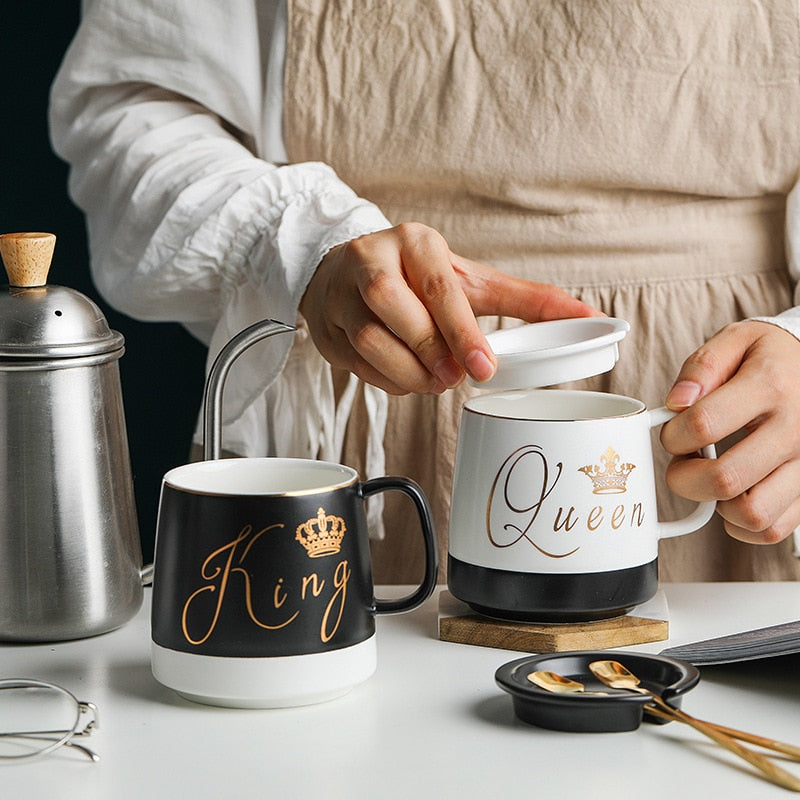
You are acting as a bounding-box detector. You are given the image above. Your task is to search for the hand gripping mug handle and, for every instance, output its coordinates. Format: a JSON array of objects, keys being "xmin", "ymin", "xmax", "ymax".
[
  {"xmin": 361, "ymin": 477, "xmax": 439, "ymax": 614},
  {"xmin": 648, "ymin": 406, "xmax": 717, "ymax": 539}
]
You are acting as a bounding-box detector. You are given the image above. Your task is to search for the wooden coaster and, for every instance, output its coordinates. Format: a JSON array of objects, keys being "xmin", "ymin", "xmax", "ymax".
[{"xmin": 438, "ymin": 591, "xmax": 669, "ymax": 653}]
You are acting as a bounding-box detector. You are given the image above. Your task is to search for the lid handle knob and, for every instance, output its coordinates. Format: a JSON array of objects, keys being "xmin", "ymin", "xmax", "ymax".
[{"xmin": 0, "ymin": 232, "xmax": 56, "ymax": 287}]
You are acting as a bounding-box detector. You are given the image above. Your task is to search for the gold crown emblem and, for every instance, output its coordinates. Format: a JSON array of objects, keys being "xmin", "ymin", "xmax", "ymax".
[
  {"xmin": 295, "ymin": 507, "xmax": 346, "ymax": 557},
  {"xmin": 578, "ymin": 446, "xmax": 636, "ymax": 494}
]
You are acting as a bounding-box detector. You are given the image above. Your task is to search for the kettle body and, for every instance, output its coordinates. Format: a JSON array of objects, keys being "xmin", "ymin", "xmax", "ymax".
[
  {"xmin": 0, "ymin": 349, "xmax": 143, "ymax": 640},
  {"xmin": 0, "ymin": 233, "xmax": 144, "ymax": 641}
]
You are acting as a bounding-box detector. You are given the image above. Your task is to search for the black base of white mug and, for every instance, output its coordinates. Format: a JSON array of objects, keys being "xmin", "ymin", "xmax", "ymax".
[{"xmin": 447, "ymin": 555, "xmax": 658, "ymax": 622}]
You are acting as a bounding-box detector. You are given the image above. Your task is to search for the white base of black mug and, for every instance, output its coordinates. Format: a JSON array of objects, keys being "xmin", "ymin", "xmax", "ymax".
[
  {"xmin": 151, "ymin": 635, "xmax": 376, "ymax": 708},
  {"xmin": 447, "ymin": 556, "xmax": 658, "ymax": 623}
]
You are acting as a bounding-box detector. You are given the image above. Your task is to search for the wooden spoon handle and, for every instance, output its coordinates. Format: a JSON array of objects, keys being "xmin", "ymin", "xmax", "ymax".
[
  {"xmin": 647, "ymin": 705, "xmax": 800, "ymax": 760},
  {"xmin": 651, "ymin": 697, "xmax": 800, "ymax": 792}
]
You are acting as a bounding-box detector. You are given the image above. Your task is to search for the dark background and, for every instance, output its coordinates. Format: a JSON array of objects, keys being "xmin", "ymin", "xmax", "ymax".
[{"xmin": 2, "ymin": 4, "xmax": 207, "ymax": 562}]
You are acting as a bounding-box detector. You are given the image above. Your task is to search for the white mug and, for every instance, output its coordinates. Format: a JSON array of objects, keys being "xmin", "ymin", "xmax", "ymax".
[{"xmin": 448, "ymin": 389, "xmax": 716, "ymax": 622}]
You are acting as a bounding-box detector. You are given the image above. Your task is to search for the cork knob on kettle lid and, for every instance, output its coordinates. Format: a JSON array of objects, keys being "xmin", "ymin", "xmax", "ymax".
[{"xmin": 0, "ymin": 232, "xmax": 55, "ymax": 287}]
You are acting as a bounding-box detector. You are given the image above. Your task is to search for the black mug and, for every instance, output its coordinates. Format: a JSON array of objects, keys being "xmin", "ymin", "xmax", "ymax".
[{"xmin": 151, "ymin": 457, "xmax": 437, "ymax": 708}]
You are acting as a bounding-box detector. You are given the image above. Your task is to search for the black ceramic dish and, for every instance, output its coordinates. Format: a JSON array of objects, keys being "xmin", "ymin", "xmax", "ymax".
[{"xmin": 495, "ymin": 650, "xmax": 700, "ymax": 733}]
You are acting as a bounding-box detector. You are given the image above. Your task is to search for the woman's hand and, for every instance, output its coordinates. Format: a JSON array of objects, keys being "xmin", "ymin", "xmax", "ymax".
[
  {"xmin": 300, "ymin": 223, "xmax": 602, "ymax": 395},
  {"xmin": 661, "ymin": 320, "xmax": 800, "ymax": 545}
]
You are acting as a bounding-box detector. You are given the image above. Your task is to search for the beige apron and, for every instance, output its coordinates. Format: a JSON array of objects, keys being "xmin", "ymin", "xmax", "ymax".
[{"xmin": 284, "ymin": 0, "xmax": 800, "ymax": 583}]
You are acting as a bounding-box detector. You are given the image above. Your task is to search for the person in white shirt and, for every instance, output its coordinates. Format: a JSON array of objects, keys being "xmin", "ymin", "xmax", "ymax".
[{"xmin": 50, "ymin": 0, "xmax": 800, "ymax": 582}]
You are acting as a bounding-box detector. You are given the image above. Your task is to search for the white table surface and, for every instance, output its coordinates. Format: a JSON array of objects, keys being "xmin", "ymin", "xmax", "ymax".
[{"xmin": 2, "ymin": 582, "xmax": 799, "ymax": 800}]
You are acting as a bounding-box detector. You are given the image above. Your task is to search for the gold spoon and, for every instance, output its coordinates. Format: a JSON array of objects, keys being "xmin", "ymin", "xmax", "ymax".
[
  {"xmin": 531, "ymin": 668, "xmax": 800, "ymax": 757},
  {"xmin": 589, "ymin": 660, "xmax": 800, "ymax": 792},
  {"xmin": 530, "ymin": 670, "xmax": 708, "ymax": 724},
  {"xmin": 528, "ymin": 671, "xmax": 609, "ymax": 696}
]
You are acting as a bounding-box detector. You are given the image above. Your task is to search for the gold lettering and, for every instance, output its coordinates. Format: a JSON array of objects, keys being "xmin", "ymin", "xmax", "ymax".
[
  {"xmin": 234, "ymin": 566, "xmax": 299, "ymax": 631},
  {"xmin": 273, "ymin": 577, "xmax": 287, "ymax": 608},
  {"xmin": 181, "ymin": 523, "xmax": 299, "ymax": 645},
  {"xmin": 631, "ymin": 502, "xmax": 645, "ymax": 527},
  {"xmin": 181, "ymin": 585, "xmax": 219, "ymax": 646},
  {"xmin": 320, "ymin": 560, "xmax": 350, "ymax": 643},
  {"xmin": 587, "ymin": 506, "xmax": 603, "ymax": 531},
  {"xmin": 182, "ymin": 525, "xmax": 253, "ymax": 645},
  {"xmin": 181, "ymin": 528, "xmax": 358, "ymax": 647},
  {"xmin": 486, "ymin": 445, "xmax": 578, "ymax": 557},
  {"xmin": 553, "ymin": 506, "xmax": 578, "ymax": 532},
  {"xmin": 487, "ymin": 446, "xmax": 563, "ymax": 548},
  {"xmin": 611, "ymin": 505, "xmax": 625, "ymax": 530},
  {"xmin": 301, "ymin": 573, "xmax": 325, "ymax": 599}
]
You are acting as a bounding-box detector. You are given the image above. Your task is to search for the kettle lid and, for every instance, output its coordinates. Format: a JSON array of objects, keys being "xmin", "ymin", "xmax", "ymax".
[{"xmin": 0, "ymin": 232, "xmax": 124, "ymax": 359}]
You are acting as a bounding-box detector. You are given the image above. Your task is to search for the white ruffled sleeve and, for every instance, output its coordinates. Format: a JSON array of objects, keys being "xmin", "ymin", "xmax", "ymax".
[{"xmin": 48, "ymin": 0, "xmax": 391, "ymax": 439}]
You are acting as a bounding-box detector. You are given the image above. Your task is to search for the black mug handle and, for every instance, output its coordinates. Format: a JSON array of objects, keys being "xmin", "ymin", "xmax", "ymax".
[{"xmin": 360, "ymin": 476, "xmax": 438, "ymax": 614}]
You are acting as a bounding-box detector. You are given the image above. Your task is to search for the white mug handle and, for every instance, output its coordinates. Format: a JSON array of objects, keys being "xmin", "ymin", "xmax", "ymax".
[{"xmin": 648, "ymin": 406, "xmax": 717, "ymax": 539}]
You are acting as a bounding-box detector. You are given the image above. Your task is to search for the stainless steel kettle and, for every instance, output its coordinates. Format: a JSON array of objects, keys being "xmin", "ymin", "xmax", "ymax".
[{"xmin": 0, "ymin": 232, "xmax": 146, "ymax": 641}]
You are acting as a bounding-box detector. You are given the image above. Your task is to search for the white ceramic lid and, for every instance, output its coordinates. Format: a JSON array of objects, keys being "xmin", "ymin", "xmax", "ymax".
[{"xmin": 469, "ymin": 317, "xmax": 630, "ymax": 390}]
